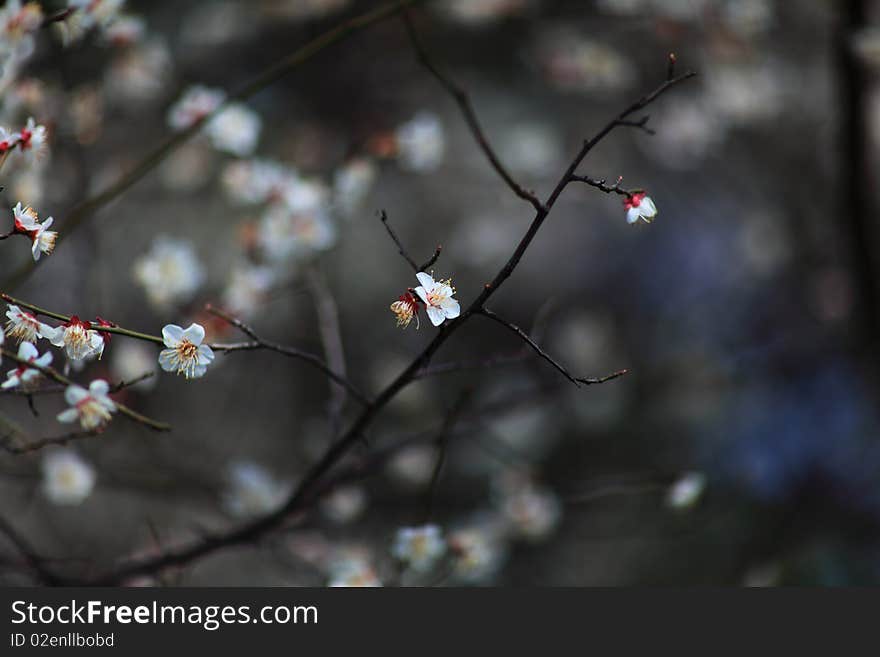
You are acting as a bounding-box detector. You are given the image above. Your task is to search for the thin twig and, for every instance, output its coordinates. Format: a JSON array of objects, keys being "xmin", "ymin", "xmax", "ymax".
[
  {"xmin": 379, "ymin": 210, "xmax": 442, "ymax": 273},
  {"xmin": 401, "ymin": 12, "xmax": 544, "ymax": 213},
  {"xmin": 53, "ymin": 57, "xmax": 694, "ymax": 586},
  {"xmin": 205, "ymin": 305, "xmax": 371, "ymax": 406},
  {"xmin": 477, "ymin": 308, "xmax": 627, "ymax": 387}
]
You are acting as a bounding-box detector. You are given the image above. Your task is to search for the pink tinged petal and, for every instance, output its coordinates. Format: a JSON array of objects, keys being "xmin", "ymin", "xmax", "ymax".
[
  {"xmin": 57, "ymin": 409, "xmax": 80, "ymax": 424},
  {"xmin": 425, "ymin": 305, "xmax": 445, "ymax": 327},
  {"xmin": 161, "ymin": 324, "xmax": 184, "ymax": 346},
  {"xmin": 626, "ymin": 207, "xmax": 641, "ymax": 224},
  {"xmin": 158, "ymin": 349, "xmax": 178, "ymax": 372},
  {"xmin": 413, "ymin": 286, "xmax": 429, "ymax": 305},
  {"xmin": 182, "ymin": 323, "xmax": 205, "ymax": 345},
  {"xmin": 415, "ymin": 272, "xmax": 436, "ymax": 290},
  {"xmin": 64, "ymin": 385, "xmax": 89, "ymax": 406}
]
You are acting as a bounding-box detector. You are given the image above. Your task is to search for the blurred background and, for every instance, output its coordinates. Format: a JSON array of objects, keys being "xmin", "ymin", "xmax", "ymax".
[{"xmin": 2, "ymin": 0, "xmax": 880, "ymax": 586}]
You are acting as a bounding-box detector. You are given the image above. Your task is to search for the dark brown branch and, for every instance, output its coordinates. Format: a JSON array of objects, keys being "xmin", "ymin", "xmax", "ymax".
[
  {"xmin": 478, "ymin": 308, "xmax": 627, "ymax": 387},
  {"xmin": 413, "ymin": 352, "xmax": 529, "ymax": 379},
  {"xmin": 401, "ymin": 12, "xmax": 545, "ymax": 213},
  {"xmin": 569, "ymin": 174, "xmax": 634, "ymax": 197},
  {"xmin": 379, "ymin": 210, "xmax": 442, "ymax": 273},
  {"xmin": 1, "ymin": 429, "xmax": 100, "ymax": 455},
  {"xmin": 0, "ymin": 372, "xmax": 155, "ymax": 397},
  {"xmin": 205, "ymin": 305, "xmax": 371, "ymax": 406}
]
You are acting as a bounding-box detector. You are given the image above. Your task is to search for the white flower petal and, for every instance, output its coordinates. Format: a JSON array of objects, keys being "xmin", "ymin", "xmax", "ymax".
[
  {"xmin": 181, "ymin": 323, "xmax": 205, "ymax": 345},
  {"xmin": 161, "ymin": 324, "xmax": 184, "ymax": 346},
  {"xmin": 415, "ymin": 272, "xmax": 436, "ymax": 290},
  {"xmin": 425, "ymin": 305, "xmax": 445, "ymax": 327},
  {"xmin": 413, "ymin": 286, "xmax": 429, "ymax": 305}
]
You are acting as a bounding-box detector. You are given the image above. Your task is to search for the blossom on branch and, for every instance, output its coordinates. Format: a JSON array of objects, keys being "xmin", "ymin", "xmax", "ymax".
[
  {"xmin": 45, "ymin": 316, "xmax": 104, "ymax": 361},
  {"xmin": 16, "ymin": 117, "xmax": 47, "ymax": 161},
  {"xmin": 5, "ymin": 304, "xmax": 53, "ymax": 344},
  {"xmin": 167, "ymin": 85, "xmax": 225, "ymax": 131},
  {"xmin": 389, "ymin": 290, "xmax": 421, "ymax": 329},
  {"xmin": 12, "ymin": 202, "xmax": 57, "ymax": 261},
  {"xmin": 624, "ymin": 192, "xmax": 657, "ymax": 224},
  {"xmin": 0, "ymin": 126, "xmax": 20, "ymax": 153},
  {"xmin": 413, "ymin": 271, "xmax": 460, "ymax": 327},
  {"xmin": 1, "ymin": 340, "xmax": 52, "ymax": 389},
  {"xmin": 158, "ymin": 322, "xmax": 214, "ymax": 379},
  {"xmin": 57, "ymin": 379, "xmax": 117, "ymax": 430},
  {"xmin": 206, "ymin": 103, "xmax": 261, "ymax": 156}
]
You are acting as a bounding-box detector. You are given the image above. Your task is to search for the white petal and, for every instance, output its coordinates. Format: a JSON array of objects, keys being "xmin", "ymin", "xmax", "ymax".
[
  {"xmin": 18, "ymin": 341, "xmax": 38, "ymax": 359},
  {"xmin": 442, "ymin": 299, "xmax": 460, "ymax": 319},
  {"xmin": 640, "ymin": 196, "xmax": 657, "ymax": 216},
  {"xmin": 158, "ymin": 349, "xmax": 178, "ymax": 372},
  {"xmin": 626, "ymin": 207, "xmax": 641, "ymax": 224},
  {"xmin": 89, "ymin": 379, "xmax": 110, "ymax": 396},
  {"xmin": 415, "ymin": 272, "xmax": 436, "ymax": 290},
  {"xmin": 198, "ymin": 344, "xmax": 215, "ymax": 364},
  {"xmin": 182, "ymin": 323, "xmax": 205, "ymax": 345},
  {"xmin": 425, "ymin": 305, "xmax": 445, "ymax": 326},
  {"xmin": 35, "ymin": 352, "xmax": 53, "ymax": 367},
  {"xmin": 56, "ymin": 408, "xmax": 80, "ymax": 423},
  {"xmin": 162, "ymin": 324, "xmax": 184, "ymax": 346},
  {"xmin": 64, "ymin": 385, "xmax": 89, "ymax": 406}
]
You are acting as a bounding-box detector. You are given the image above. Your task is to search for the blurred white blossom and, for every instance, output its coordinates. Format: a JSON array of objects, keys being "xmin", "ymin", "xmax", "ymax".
[
  {"xmin": 392, "ymin": 525, "xmax": 446, "ymax": 572},
  {"xmin": 223, "ymin": 462, "xmax": 291, "ymax": 518},
  {"xmin": 57, "ymin": 379, "xmax": 117, "ymax": 430},
  {"xmin": 42, "ymin": 449, "xmax": 96, "ymax": 506},
  {"xmin": 395, "ymin": 112, "xmax": 445, "ymax": 172},
  {"xmin": 133, "ymin": 237, "xmax": 205, "ymax": 309}
]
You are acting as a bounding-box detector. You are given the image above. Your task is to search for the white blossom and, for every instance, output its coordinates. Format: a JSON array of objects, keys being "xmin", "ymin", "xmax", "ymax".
[
  {"xmin": 395, "ymin": 112, "xmax": 445, "ymax": 172},
  {"xmin": 391, "ymin": 524, "xmax": 446, "ymax": 572},
  {"xmin": 624, "ymin": 192, "xmax": 657, "ymax": 224},
  {"xmin": 11, "ymin": 201, "xmax": 56, "ymax": 260},
  {"xmin": 16, "ymin": 117, "xmax": 47, "ymax": 161},
  {"xmin": 41, "ymin": 449, "xmax": 96, "ymax": 505},
  {"xmin": 57, "ymin": 379, "xmax": 117, "ymax": 430},
  {"xmin": 333, "ymin": 157, "xmax": 377, "ymax": 217},
  {"xmin": 500, "ymin": 483, "xmax": 562, "ymax": 542},
  {"xmin": 206, "ymin": 103, "xmax": 261, "ymax": 156},
  {"xmin": 158, "ymin": 323, "xmax": 214, "ymax": 379},
  {"xmin": 45, "ymin": 317, "xmax": 104, "ymax": 361},
  {"xmin": 413, "ymin": 271, "xmax": 460, "ymax": 327},
  {"xmin": 666, "ymin": 472, "xmax": 706, "ymax": 510},
  {"xmin": 167, "ymin": 85, "xmax": 225, "ymax": 131},
  {"xmin": 222, "ymin": 462, "xmax": 290, "ymax": 518},
  {"xmin": 1, "ymin": 341, "xmax": 52, "ymax": 389},
  {"xmin": 0, "ymin": 0, "xmax": 43, "ymax": 60},
  {"xmin": 222, "ymin": 265, "xmax": 275, "ymax": 319},
  {"xmin": 133, "ymin": 237, "xmax": 205, "ymax": 309},
  {"xmin": 4, "ymin": 304, "xmax": 53, "ymax": 344}
]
